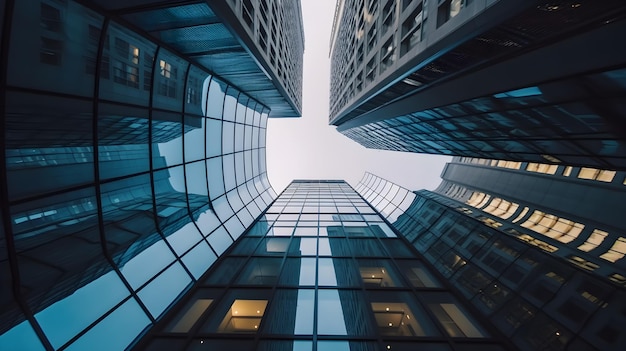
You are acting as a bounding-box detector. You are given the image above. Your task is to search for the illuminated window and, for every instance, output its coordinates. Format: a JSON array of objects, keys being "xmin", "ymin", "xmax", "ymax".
[
  {"xmin": 466, "ymin": 192, "xmax": 486, "ymax": 207},
  {"xmin": 599, "ymin": 238, "xmax": 626, "ymax": 263},
  {"xmin": 563, "ymin": 166, "xmax": 573, "ymax": 177},
  {"xmin": 496, "ymin": 160, "xmax": 522, "ymax": 169},
  {"xmin": 371, "ymin": 302, "xmax": 429, "ymax": 336},
  {"xmin": 526, "ymin": 163, "xmax": 558, "ymax": 175},
  {"xmin": 511, "ymin": 207, "xmax": 529, "ymax": 223},
  {"xmin": 475, "ymin": 194, "xmax": 491, "ymax": 209},
  {"xmin": 578, "ymin": 229, "xmax": 608, "ymax": 252},
  {"xmin": 483, "ymin": 198, "xmax": 519, "ymax": 220},
  {"xmin": 521, "ymin": 210, "xmax": 584, "ymax": 243},
  {"xmin": 578, "ymin": 167, "xmax": 616, "ymax": 182},
  {"xmin": 218, "ymin": 300, "xmax": 268, "ymax": 333}
]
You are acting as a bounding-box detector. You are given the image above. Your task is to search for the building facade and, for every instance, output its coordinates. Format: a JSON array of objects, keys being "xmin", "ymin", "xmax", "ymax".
[
  {"xmin": 329, "ymin": 0, "xmax": 626, "ymax": 170},
  {"xmin": 134, "ymin": 180, "xmax": 512, "ymax": 350},
  {"xmin": 0, "ymin": 0, "xmax": 303, "ymax": 350},
  {"xmin": 356, "ymin": 169, "xmax": 626, "ymax": 351}
]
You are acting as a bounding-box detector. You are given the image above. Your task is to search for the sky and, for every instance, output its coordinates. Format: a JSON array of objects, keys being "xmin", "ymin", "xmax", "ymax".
[{"xmin": 266, "ymin": 0, "xmax": 451, "ymax": 193}]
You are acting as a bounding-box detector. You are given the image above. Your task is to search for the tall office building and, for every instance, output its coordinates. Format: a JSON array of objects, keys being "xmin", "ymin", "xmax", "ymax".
[
  {"xmin": 134, "ymin": 180, "xmax": 513, "ymax": 350},
  {"xmin": 0, "ymin": 0, "xmax": 303, "ymax": 349},
  {"xmin": 356, "ymin": 163, "xmax": 626, "ymax": 351},
  {"xmin": 329, "ymin": 0, "xmax": 626, "ymax": 170}
]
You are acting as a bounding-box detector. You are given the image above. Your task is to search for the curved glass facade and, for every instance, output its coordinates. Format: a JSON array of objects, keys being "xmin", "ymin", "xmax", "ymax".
[
  {"xmin": 0, "ymin": 1, "xmax": 277, "ymax": 349},
  {"xmin": 356, "ymin": 173, "xmax": 626, "ymax": 351}
]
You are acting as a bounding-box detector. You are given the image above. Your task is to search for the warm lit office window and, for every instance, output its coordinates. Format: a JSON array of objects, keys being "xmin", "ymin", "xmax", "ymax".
[
  {"xmin": 526, "ymin": 163, "xmax": 558, "ymax": 175},
  {"xmin": 521, "ymin": 210, "xmax": 584, "ymax": 243},
  {"xmin": 371, "ymin": 302, "xmax": 428, "ymax": 336},
  {"xmin": 578, "ymin": 167, "xmax": 616, "ymax": 182},
  {"xmin": 483, "ymin": 198, "xmax": 519, "ymax": 220},
  {"xmin": 599, "ymin": 238, "xmax": 626, "ymax": 263},
  {"xmin": 466, "ymin": 192, "xmax": 486, "ymax": 207},
  {"xmin": 218, "ymin": 300, "xmax": 268, "ymax": 333},
  {"xmin": 496, "ymin": 160, "xmax": 522, "ymax": 169},
  {"xmin": 563, "ymin": 166, "xmax": 573, "ymax": 177},
  {"xmin": 577, "ymin": 229, "xmax": 608, "ymax": 252},
  {"xmin": 511, "ymin": 207, "xmax": 529, "ymax": 223}
]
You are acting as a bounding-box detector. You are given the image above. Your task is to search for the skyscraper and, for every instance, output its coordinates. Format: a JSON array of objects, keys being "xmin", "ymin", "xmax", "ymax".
[
  {"xmin": 133, "ymin": 180, "xmax": 513, "ymax": 350},
  {"xmin": 0, "ymin": 0, "xmax": 303, "ymax": 349},
  {"xmin": 329, "ymin": 0, "xmax": 626, "ymax": 170},
  {"xmin": 355, "ymin": 164, "xmax": 626, "ymax": 350}
]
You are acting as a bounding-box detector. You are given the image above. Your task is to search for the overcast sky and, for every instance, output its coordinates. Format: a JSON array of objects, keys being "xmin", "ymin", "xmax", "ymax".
[{"xmin": 266, "ymin": 0, "xmax": 451, "ymax": 193}]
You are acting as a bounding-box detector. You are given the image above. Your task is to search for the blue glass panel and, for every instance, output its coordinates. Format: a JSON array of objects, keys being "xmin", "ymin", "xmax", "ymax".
[
  {"xmin": 5, "ymin": 93, "xmax": 94, "ymax": 200},
  {"xmin": 119, "ymin": 240, "xmax": 176, "ymax": 289},
  {"xmin": 206, "ymin": 79, "xmax": 226, "ymax": 119},
  {"xmin": 184, "ymin": 115, "xmax": 206, "ymax": 162},
  {"xmin": 222, "ymin": 121, "xmax": 235, "ymax": 155},
  {"xmin": 206, "ymin": 157, "xmax": 225, "ymax": 199},
  {"xmin": 207, "ymin": 226, "xmax": 233, "ymax": 255},
  {"xmin": 182, "ymin": 241, "xmax": 217, "ymax": 279},
  {"xmin": 166, "ymin": 222, "xmax": 203, "ymax": 255},
  {"xmin": 206, "ymin": 118, "xmax": 222, "ymax": 157},
  {"xmin": 0, "ymin": 320, "xmax": 46, "ymax": 351},
  {"xmin": 223, "ymin": 154, "xmax": 236, "ymax": 191},
  {"xmin": 35, "ymin": 272, "xmax": 128, "ymax": 349},
  {"xmin": 317, "ymin": 290, "xmax": 348, "ymax": 335},
  {"xmin": 316, "ymin": 341, "xmax": 350, "ymax": 351},
  {"xmin": 294, "ymin": 290, "xmax": 315, "ymax": 334},
  {"xmin": 222, "ymin": 87, "xmax": 238, "ymax": 122},
  {"xmin": 64, "ymin": 298, "xmax": 150, "ymax": 351},
  {"xmin": 185, "ymin": 66, "xmax": 210, "ymax": 116},
  {"xmin": 318, "ymin": 258, "xmax": 338, "ymax": 286},
  {"xmin": 186, "ymin": 161, "xmax": 210, "ymax": 213},
  {"xmin": 153, "ymin": 110, "xmax": 183, "ymax": 167},
  {"xmin": 98, "ymin": 103, "xmax": 150, "ymax": 180},
  {"xmin": 138, "ymin": 262, "xmax": 192, "ymax": 318}
]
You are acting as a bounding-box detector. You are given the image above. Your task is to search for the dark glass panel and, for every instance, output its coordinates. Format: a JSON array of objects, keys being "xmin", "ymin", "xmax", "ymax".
[
  {"xmin": 99, "ymin": 22, "xmax": 156, "ymax": 106},
  {"xmin": 152, "ymin": 110, "xmax": 183, "ymax": 167},
  {"xmin": 98, "ymin": 103, "xmax": 150, "ymax": 180},
  {"xmin": 5, "ymin": 93, "xmax": 93, "ymax": 200},
  {"xmin": 8, "ymin": 1, "xmax": 102, "ymax": 96}
]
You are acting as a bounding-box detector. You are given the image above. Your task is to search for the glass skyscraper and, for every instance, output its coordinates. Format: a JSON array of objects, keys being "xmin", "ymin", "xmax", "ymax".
[
  {"xmin": 356, "ymin": 165, "xmax": 626, "ymax": 351},
  {"xmin": 134, "ymin": 180, "xmax": 511, "ymax": 350},
  {"xmin": 329, "ymin": 0, "xmax": 626, "ymax": 170}
]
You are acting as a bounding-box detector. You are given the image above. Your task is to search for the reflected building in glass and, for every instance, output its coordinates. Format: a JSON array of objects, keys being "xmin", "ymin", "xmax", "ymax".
[
  {"xmin": 355, "ymin": 162, "xmax": 626, "ymax": 351},
  {"xmin": 0, "ymin": 0, "xmax": 303, "ymax": 350},
  {"xmin": 134, "ymin": 180, "xmax": 512, "ymax": 350},
  {"xmin": 329, "ymin": 0, "xmax": 626, "ymax": 170}
]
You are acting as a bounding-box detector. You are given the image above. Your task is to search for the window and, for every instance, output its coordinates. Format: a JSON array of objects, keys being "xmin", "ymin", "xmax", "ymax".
[
  {"xmin": 40, "ymin": 37, "xmax": 63, "ymax": 65},
  {"xmin": 217, "ymin": 300, "xmax": 267, "ymax": 332},
  {"xmin": 577, "ymin": 229, "xmax": 608, "ymax": 252},
  {"xmin": 429, "ymin": 303, "xmax": 485, "ymax": 337},
  {"xmin": 599, "ymin": 237, "xmax": 626, "ymax": 263},
  {"xmin": 578, "ymin": 167, "xmax": 616, "ymax": 182},
  {"xmin": 41, "ymin": 3, "xmax": 62, "ymax": 32}
]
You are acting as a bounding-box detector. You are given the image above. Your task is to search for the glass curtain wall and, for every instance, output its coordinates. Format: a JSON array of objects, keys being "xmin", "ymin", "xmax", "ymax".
[
  {"xmin": 0, "ymin": 1, "xmax": 276, "ymax": 350},
  {"xmin": 356, "ymin": 173, "xmax": 626, "ymax": 351},
  {"xmin": 137, "ymin": 180, "xmax": 506, "ymax": 351}
]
